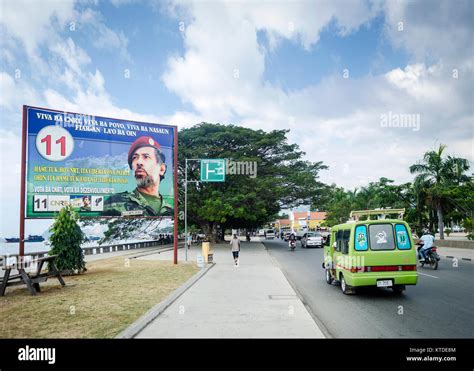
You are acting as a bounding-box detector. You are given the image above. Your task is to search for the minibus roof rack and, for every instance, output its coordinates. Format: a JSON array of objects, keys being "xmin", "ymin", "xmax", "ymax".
[{"xmin": 349, "ymin": 208, "xmax": 405, "ymax": 221}]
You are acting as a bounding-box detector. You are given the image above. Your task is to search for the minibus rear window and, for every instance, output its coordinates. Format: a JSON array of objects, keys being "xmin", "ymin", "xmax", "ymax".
[
  {"xmin": 395, "ymin": 224, "xmax": 411, "ymax": 250},
  {"xmin": 369, "ymin": 224, "xmax": 395, "ymax": 251}
]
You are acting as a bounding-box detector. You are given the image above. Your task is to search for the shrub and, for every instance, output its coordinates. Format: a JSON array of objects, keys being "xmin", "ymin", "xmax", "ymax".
[{"xmin": 49, "ymin": 205, "xmax": 86, "ymax": 275}]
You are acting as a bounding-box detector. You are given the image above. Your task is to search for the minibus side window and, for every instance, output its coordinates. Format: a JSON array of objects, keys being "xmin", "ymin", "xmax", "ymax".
[
  {"xmin": 342, "ymin": 230, "xmax": 350, "ymax": 254},
  {"xmin": 395, "ymin": 224, "xmax": 411, "ymax": 250},
  {"xmin": 335, "ymin": 231, "xmax": 342, "ymax": 252},
  {"xmin": 354, "ymin": 225, "xmax": 368, "ymax": 251},
  {"xmin": 368, "ymin": 224, "xmax": 395, "ymax": 251}
]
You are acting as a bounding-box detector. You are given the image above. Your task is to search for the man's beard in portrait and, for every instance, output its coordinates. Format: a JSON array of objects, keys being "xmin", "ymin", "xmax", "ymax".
[{"xmin": 135, "ymin": 174, "xmax": 155, "ymax": 188}]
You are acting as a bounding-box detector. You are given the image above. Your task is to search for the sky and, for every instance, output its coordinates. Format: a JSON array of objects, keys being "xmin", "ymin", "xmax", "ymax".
[{"xmin": 0, "ymin": 0, "xmax": 473, "ymax": 236}]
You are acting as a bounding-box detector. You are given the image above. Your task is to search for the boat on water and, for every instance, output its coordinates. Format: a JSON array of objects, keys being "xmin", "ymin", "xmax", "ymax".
[
  {"xmin": 84, "ymin": 235, "xmax": 101, "ymax": 242},
  {"xmin": 5, "ymin": 235, "xmax": 45, "ymax": 243}
]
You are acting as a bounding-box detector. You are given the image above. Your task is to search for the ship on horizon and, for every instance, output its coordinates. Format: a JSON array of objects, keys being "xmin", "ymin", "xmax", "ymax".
[{"xmin": 5, "ymin": 235, "xmax": 45, "ymax": 243}]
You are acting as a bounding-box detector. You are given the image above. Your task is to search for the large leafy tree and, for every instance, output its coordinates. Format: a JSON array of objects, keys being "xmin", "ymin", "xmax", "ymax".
[
  {"xmin": 179, "ymin": 123, "xmax": 327, "ymax": 241},
  {"xmin": 321, "ymin": 178, "xmax": 415, "ymax": 228},
  {"xmin": 409, "ymin": 144, "xmax": 470, "ymax": 239}
]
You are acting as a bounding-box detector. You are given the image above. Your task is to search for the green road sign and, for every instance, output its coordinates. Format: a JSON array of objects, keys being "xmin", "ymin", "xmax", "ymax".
[{"xmin": 201, "ymin": 159, "xmax": 226, "ymax": 182}]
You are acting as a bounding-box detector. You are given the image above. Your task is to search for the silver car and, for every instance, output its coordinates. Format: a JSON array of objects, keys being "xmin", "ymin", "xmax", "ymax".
[{"xmin": 301, "ymin": 232, "xmax": 323, "ymax": 248}]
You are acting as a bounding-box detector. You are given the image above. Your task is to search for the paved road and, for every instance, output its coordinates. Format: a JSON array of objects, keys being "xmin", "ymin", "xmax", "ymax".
[{"xmin": 263, "ymin": 238, "xmax": 474, "ymax": 338}]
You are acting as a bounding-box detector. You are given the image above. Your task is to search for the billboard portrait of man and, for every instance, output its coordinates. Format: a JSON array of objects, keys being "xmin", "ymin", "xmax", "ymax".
[
  {"xmin": 105, "ymin": 136, "xmax": 174, "ymax": 217},
  {"xmin": 80, "ymin": 196, "xmax": 91, "ymax": 211}
]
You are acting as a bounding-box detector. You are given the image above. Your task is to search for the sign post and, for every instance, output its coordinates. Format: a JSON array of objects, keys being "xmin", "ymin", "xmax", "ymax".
[
  {"xmin": 184, "ymin": 159, "xmax": 226, "ymax": 262},
  {"xmin": 184, "ymin": 159, "xmax": 200, "ymax": 262}
]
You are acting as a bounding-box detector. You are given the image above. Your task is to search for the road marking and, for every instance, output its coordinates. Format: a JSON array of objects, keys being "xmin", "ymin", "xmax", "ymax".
[{"xmin": 418, "ymin": 272, "xmax": 439, "ymax": 279}]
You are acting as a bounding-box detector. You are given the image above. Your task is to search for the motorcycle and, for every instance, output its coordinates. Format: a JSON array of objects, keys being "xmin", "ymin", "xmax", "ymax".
[
  {"xmin": 417, "ymin": 244, "xmax": 440, "ymax": 270},
  {"xmin": 289, "ymin": 239, "xmax": 296, "ymax": 251}
]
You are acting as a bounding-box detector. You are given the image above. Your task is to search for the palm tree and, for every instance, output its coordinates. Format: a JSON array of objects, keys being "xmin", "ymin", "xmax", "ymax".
[{"xmin": 410, "ymin": 144, "xmax": 470, "ymax": 239}]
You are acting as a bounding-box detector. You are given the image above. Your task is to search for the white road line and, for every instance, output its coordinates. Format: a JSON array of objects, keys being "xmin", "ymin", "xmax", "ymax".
[{"xmin": 418, "ymin": 272, "xmax": 439, "ymax": 279}]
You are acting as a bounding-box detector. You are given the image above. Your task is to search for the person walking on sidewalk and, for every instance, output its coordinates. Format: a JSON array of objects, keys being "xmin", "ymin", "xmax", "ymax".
[
  {"xmin": 187, "ymin": 234, "xmax": 192, "ymax": 249},
  {"xmin": 230, "ymin": 234, "xmax": 241, "ymax": 266}
]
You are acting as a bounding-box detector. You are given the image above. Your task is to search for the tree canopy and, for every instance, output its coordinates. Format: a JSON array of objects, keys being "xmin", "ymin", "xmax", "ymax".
[{"xmin": 179, "ymin": 123, "xmax": 328, "ymax": 241}]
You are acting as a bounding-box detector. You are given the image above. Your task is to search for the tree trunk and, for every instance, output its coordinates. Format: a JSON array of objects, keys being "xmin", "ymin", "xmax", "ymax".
[
  {"xmin": 437, "ymin": 203, "xmax": 445, "ymax": 240},
  {"xmin": 211, "ymin": 223, "xmax": 219, "ymax": 243},
  {"xmin": 220, "ymin": 228, "xmax": 225, "ymax": 241},
  {"xmin": 201, "ymin": 222, "xmax": 219, "ymax": 243}
]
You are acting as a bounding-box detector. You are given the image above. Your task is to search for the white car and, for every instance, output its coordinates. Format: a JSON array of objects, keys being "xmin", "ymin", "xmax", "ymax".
[
  {"xmin": 265, "ymin": 229, "xmax": 275, "ymax": 239},
  {"xmin": 258, "ymin": 229, "xmax": 266, "ymax": 237},
  {"xmin": 301, "ymin": 232, "xmax": 323, "ymax": 248}
]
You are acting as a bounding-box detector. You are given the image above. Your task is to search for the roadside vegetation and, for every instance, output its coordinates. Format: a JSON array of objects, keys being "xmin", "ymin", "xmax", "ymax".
[
  {"xmin": 0, "ymin": 256, "xmax": 199, "ymax": 338},
  {"xmin": 88, "ymin": 123, "xmax": 472, "ymax": 242},
  {"xmin": 319, "ymin": 144, "xmax": 472, "ymax": 237}
]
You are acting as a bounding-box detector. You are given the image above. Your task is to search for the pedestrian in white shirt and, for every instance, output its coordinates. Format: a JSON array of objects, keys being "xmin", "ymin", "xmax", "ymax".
[{"xmin": 230, "ymin": 234, "xmax": 241, "ymax": 267}]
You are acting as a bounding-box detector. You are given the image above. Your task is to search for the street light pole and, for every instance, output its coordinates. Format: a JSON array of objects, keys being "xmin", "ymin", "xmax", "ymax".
[
  {"xmin": 184, "ymin": 159, "xmax": 201, "ymax": 262},
  {"xmin": 185, "ymin": 158, "xmax": 188, "ymax": 262}
]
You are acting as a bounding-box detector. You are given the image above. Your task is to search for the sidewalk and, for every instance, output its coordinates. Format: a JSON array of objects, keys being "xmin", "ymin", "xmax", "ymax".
[
  {"xmin": 132, "ymin": 240, "xmax": 325, "ymax": 338},
  {"xmin": 435, "ymin": 246, "xmax": 473, "ymax": 261}
]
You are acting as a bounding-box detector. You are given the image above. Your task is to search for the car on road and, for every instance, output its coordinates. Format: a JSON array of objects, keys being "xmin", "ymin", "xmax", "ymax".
[
  {"xmin": 283, "ymin": 232, "xmax": 291, "ymax": 241},
  {"xmin": 258, "ymin": 229, "xmax": 266, "ymax": 237},
  {"xmin": 323, "ymin": 217, "xmax": 417, "ymax": 295},
  {"xmin": 301, "ymin": 232, "xmax": 323, "ymax": 248},
  {"xmin": 265, "ymin": 229, "xmax": 275, "ymax": 239}
]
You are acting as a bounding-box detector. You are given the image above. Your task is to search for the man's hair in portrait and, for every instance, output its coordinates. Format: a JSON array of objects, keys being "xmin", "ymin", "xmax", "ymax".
[{"xmin": 154, "ymin": 148, "xmax": 166, "ymax": 181}]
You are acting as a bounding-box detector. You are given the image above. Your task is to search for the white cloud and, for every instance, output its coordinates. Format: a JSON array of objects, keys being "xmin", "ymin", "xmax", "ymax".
[
  {"xmin": 161, "ymin": 0, "xmax": 473, "ymax": 192},
  {"xmin": 383, "ymin": 0, "xmax": 473, "ymax": 64},
  {"xmin": 0, "ymin": 72, "xmax": 41, "ymax": 110},
  {"xmin": 49, "ymin": 38, "xmax": 92, "ymax": 77},
  {"xmin": 78, "ymin": 8, "xmax": 132, "ymax": 62},
  {"xmin": 0, "ymin": 0, "xmax": 75, "ymax": 56}
]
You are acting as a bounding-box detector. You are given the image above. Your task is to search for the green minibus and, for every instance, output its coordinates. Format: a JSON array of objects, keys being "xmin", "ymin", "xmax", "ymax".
[{"xmin": 323, "ymin": 219, "xmax": 418, "ymax": 294}]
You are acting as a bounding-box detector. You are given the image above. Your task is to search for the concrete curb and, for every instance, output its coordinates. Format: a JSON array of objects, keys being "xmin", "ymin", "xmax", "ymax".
[
  {"xmin": 434, "ymin": 241, "xmax": 474, "ymax": 249},
  {"xmin": 128, "ymin": 244, "xmax": 185, "ymax": 259},
  {"xmin": 441, "ymin": 255, "xmax": 472, "ymax": 262},
  {"xmin": 116, "ymin": 262, "xmax": 216, "ymax": 339},
  {"xmin": 262, "ymin": 242, "xmax": 330, "ymax": 339}
]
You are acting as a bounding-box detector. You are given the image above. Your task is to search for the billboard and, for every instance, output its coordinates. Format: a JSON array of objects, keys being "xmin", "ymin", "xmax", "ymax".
[{"xmin": 24, "ymin": 106, "xmax": 176, "ymax": 219}]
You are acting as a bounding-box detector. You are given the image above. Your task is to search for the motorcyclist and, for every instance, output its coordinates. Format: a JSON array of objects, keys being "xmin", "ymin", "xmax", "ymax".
[
  {"xmin": 417, "ymin": 229, "xmax": 435, "ymax": 262},
  {"xmin": 246, "ymin": 232, "xmax": 251, "ymax": 242},
  {"xmin": 288, "ymin": 232, "xmax": 296, "ymax": 248}
]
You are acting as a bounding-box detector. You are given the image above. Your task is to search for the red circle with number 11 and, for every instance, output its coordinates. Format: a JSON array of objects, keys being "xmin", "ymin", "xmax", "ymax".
[{"xmin": 36, "ymin": 125, "xmax": 74, "ymax": 161}]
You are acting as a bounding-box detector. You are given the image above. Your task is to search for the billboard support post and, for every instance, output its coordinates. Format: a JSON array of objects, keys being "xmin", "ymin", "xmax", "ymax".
[
  {"xmin": 19, "ymin": 105, "xmax": 27, "ymax": 258},
  {"xmin": 173, "ymin": 127, "xmax": 178, "ymax": 265}
]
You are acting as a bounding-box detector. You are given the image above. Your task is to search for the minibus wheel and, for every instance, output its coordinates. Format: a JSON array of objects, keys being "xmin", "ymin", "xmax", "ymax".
[
  {"xmin": 340, "ymin": 274, "xmax": 350, "ymax": 294},
  {"xmin": 325, "ymin": 269, "xmax": 333, "ymax": 284}
]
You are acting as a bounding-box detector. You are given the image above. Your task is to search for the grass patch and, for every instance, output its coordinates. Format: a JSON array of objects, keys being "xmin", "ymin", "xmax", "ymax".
[{"xmin": 0, "ymin": 256, "xmax": 199, "ymax": 338}]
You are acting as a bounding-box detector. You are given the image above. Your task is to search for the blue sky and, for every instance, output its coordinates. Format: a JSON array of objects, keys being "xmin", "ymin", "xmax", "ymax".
[{"xmin": 0, "ymin": 0, "xmax": 473, "ymax": 236}]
